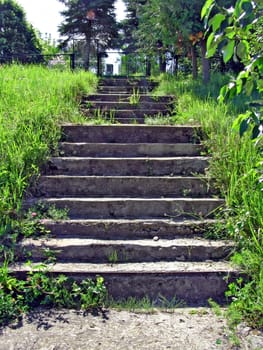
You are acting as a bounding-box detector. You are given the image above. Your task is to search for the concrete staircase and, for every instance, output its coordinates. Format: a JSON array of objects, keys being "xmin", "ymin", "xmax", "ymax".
[
  {"xmin": 81, "ymin": 77, "xmax": 174, "ymax": 123},
  {"xmin": 16, "ymin": 78, "xmax": 238, "ymax": 306}
]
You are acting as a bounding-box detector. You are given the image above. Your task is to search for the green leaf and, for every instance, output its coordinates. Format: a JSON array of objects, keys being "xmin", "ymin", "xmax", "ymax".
[
  {"xmin": 206, "ymin": 32, "xmax": 218, "ymax": 57},
  {"xmin": 244, "ymin": 78, "xmax": 254, "ymax": 95},
  {"xmin": 236, "ymin": 40, "xmax": 250, "ymax": 61},
  {"xmin": 239, "ymin": 118, "xmax": 249, "ymax": 137},
  {"xmin": 222, "ymin": 40, "xmax": 235, "ymax": 63},
  {"xmin": 201, "ymin": 0, "xmax": 215, "ymax": 20},
  {"xmin": 209, "ymin": 13, "xmax": 226, "ymax": 32}
]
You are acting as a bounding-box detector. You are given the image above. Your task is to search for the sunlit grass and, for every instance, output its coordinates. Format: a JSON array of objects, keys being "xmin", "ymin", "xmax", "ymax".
[
  {"xmin": 155, "ymin": 73, "xmax": 263, "ymax": 328},
  {"xmin": 0, "ymin": 64, "xmax": 97, "ymax": 234}
]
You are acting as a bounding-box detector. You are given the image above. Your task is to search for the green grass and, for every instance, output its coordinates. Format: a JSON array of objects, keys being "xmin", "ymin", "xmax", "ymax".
[
  {"xmin": 0, "ymin": 65, "xmax": 97, "ymax": 236},
  {"xmin": 155, "ymin": 73, "xmax": 263, "ymax": 329},
  {"xmin": 0, "ymin": 64, "xmax": 103, "ymax": 326}
]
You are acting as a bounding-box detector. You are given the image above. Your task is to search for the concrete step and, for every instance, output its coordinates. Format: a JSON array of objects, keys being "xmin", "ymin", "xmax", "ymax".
[
  {"xmin": 28, "ymin": 197, "xmax": 224, "ymax": 219},
  {"xmin": 82, "ymin": 101, "xmax": 173, "ymax": 111},
  {"xmin": 61, "ymin": 125, "xmax": 202, "ymax": 144},
  {"xmin": 84, "ymin": 109, "xmax": 171, "ymax": 119},
  {"xmin": 98, "ymin": 87, "xmax": 153, "ymax": 94},
  {"xmin": 83, "ymin": 94, "xmax": 174, "ymax": 103},
  {"xmin": 19, "ymin": 237, "xmax": 234, "ymax": 263},
  {"xmin": 58, "ymin": 142, "xmax": 204, "ymax": 157},
  {"xmin": 36, "ymin": 176, "xmax": 212, "ymax": 198},
  {"xmin": 44, "ymin": 157, "xmax": 209, "ymax": 176},
  {"xmin": 99, "ymin": 78, "xmax": 158, "ymax": 88},
  {"xmin": 12, "ymin": 261, "xmax": 239, "ymax": 305},
  {"xmin": 39, "ymin": 218, "xmax": 219, "ymax": 240}
]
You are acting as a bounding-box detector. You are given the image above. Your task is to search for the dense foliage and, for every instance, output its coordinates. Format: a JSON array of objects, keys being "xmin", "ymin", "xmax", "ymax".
[
  {"xmin": 0, "ymin": 0, "xmax": 42, "ymax": 63},
  {"xmin": 202, "ymin": 0, "xmax": 263, "ymax": 328}
]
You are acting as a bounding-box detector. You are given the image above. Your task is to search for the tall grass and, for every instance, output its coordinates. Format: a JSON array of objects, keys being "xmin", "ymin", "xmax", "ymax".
[
  {"xmin": 156, "ymin": 73, "xmax": 263, "ymax": 328},
  {"xmin": 0, "ymin": 65, "xmax": 97, "ymax": 236}
]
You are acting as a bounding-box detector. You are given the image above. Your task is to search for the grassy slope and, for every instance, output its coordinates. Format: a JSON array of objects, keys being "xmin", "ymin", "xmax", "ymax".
[
  {"xmin": 0, "ymin": 65, "xmax": 97, "ymax": 235},
  {"xmin": 155, "ymin": 73, "xmax": 263, "ymax": 328}
]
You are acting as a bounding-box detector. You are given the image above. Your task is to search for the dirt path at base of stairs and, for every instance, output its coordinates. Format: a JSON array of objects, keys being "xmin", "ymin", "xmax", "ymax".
[{"xmin": 0, "ymin": 308, "xmax": 262, "ymax": 350}]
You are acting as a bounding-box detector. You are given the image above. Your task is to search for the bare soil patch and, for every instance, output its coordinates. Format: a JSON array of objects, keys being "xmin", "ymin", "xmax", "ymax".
[{"xmin": 0, "ymin": 308, "xmax": 262, "ymax": 350}]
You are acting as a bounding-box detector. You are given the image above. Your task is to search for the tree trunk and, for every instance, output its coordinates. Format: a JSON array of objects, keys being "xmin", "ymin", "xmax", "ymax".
[
  {"xmin": 191, "ymin": 45, "xmax": 198, "ymax": 79},
  {"xmin": 84, "ymin": 21, "xmax": 92, "ymax": 70},
  {"xmin": 159, "ymin": 54, "xmax": 166, "ymax": 73},
  {"xmin": 200, "ymin": 38, "xmax": 210, "ymax": 84}
]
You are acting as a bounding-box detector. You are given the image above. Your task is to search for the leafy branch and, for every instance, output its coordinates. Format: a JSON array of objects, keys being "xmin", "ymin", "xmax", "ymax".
[{"xmin": 202, "ymin": 0, "xmax": 263, "ymax": 139}]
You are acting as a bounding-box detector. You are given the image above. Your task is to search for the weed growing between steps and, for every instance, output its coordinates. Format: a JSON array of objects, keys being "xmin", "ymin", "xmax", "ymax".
[
  {"xmin": 0, "ymin": 262, "xmax": 106, "ymax": 327},
  {"xmin": 0, "ymin": 65, "xmax": 107, "ymax": 326},
  {"xmin": 155, "ymin": 73, "xmax": 263, "ymax": 329},
  {"xmin": 106, "ymin": 295, "xmax": 185, "ymax": 313}
]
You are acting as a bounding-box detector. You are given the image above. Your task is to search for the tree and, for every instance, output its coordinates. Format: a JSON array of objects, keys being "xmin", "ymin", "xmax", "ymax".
[
  {"xmin": 202, "ymin": 0, "xmax": 263, "ymax": 138},
  {"xmin": 58, "ymin": 0, "xmax": 119, "ymax": 70},
  {"xmin": 0, "ymin": 0, "xmax": 42, "ymax": 63}
]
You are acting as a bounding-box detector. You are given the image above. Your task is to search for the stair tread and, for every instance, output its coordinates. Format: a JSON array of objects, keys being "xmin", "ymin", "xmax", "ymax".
[
  {"xmin": 48, "ymin": 156, "xmax": 209, "ymax": 160},
  {"xmin": 38, "ymin": 197, "xmax": 223, "ymax": 201},
  {"xmin": 38, "ymin": 218, "xmax": 218, "ymax": 224},
  {"xmin": 22, "ymin": 237, "xmax": 233, "ymax": 248},
  {"xmin": 12, "ymin": 260, "xmax": 238, "ymax": 273},
  {"xmin": 40, "ymin": 175, "xmax": 208, "ymax": 179}
]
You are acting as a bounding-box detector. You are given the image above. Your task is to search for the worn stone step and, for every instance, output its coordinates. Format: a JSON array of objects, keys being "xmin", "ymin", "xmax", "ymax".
[
  {"xmin": 85, "ymin": 109, "xmax": 171, "ymax": 119},
  {"xmin": 61, "ymin": 125, "xmax": 202, "ymax": 144},
  {"xmin": 12, "ymin": 261, "xmax": 239, "ymax": 305},
  {"xmin": 98, "ymin": 86, "xmax": 153, "ymax": 94},
  {"xmin": 36, "ymin": 176, "xmax": 212, "ymax": 198},
  {"xmin": 40, "ymin": 218, "xmax": 219, "ymax": 240},
  {"xmin": 99, "ymin": 78, "xmax": 158, "ymax": 87},
  {"xmin": 19, "ymin": 238, "xmax": 234, "ymax": 263},
  {"xmin": 82, "ymin": 101, "xmax": 173, "ymax": 111},
  {"xmin": 44, "ymin": 157, "xmax": 209, "ymax": 176},
  {"xmin": 58, "ymin": 143, "xmax": 203, "ymax": 157},
  {"xmin": 83, "ymin": 94, "xmax": 174, "ymax": 103},
  {"xmin": 28, "ymin": 197, "xmax": 224, "ymax": 219}
]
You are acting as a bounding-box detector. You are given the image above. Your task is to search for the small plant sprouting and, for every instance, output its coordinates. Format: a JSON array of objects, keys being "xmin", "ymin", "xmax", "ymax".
[
  {"xmin": 129, "ymin": 88, "xmax": 140, "ymax": 105},
  {"xmin": 108, "ymin": 250, "xmax": 118, "ymax": 264}
]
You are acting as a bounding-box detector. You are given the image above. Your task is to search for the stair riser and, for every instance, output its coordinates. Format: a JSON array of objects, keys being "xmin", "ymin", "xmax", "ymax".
[
  {"xmin": 85, "ymin": 109, "xmax": 171, "ymax": 118},
  {"xmin": 62, "ymin": 125, "xmax": 202, "ymax": 144},
  {"xmin": 37, "ymin": 177, "xmax": 211, "ymax": 198},
  {"xmin": 43, "ymin": 220, "xmax": 217, "ymax": 239},
  {"xmin": 83, "ymin": 95, "xmax": 174, "ymax": 103},
  {"xmin": 98, "ymin": 87, "xmax": 153, "ymax": 94},
  {"xmin": 83, "ymin": 102, "xmax": 172, "ymax": 111},
  {"xmin": 99, "ymin": 79, "xmax": 158, "ymax": 87},
  {"xmin": 59, "ymin": 143, "xmax": 203, "ymax": 157},
  {"xmin": 20, "ymin": 242, "xmax": 233, "ymax": 263},
  {"xmin": 36, "ymin": 199, "xmax": 224, "ymax": 219},
  {"xmin": 13, "ymin": 269, "xmax": 237, "ymax": 305},
  {"xmin": 45, "ymin": 157, "xmax": 209, "ymax": 176}
]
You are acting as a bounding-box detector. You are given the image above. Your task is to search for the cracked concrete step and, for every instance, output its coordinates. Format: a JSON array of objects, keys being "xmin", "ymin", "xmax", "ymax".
[
  {"xmin": 36, "ymin": 176, "xmax": 212, "ymax": 198},
  {"xmin": 58, "ymin": 143, "xmax": 204, "ymax": 157},
  {"xmin": 82, "ymin": 101, "xmax": 173, "ymax": 111},
  {"xmin": 28, "ymin": 198, "xmax": 224, "ymax": 219},
  {"xmin": 19, "ymin": 238, "xmax": 234, "ymax": 263},
  {"xmin": 44, "ymin": 157, "xmax": 209, "ymax": 176},
  {"xmin": 83, "ymin": 94, "xmax": 174, "ymax": 103},
  {"xmin": 12, "ymin": 261, "xmax": 239, "ymax": 305},
  {"xmin": 40, "ymin": 218, "xmax": 219, "ymax": 240},
  {"xmin": 61, "ymin": 125, "xmax": 202, "ymax": 144}
]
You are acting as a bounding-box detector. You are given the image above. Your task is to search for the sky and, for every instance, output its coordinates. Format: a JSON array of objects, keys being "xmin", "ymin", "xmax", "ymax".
[{"xmin": 16, "ymin": 0, "xmax": 126, "ymax": 41}]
